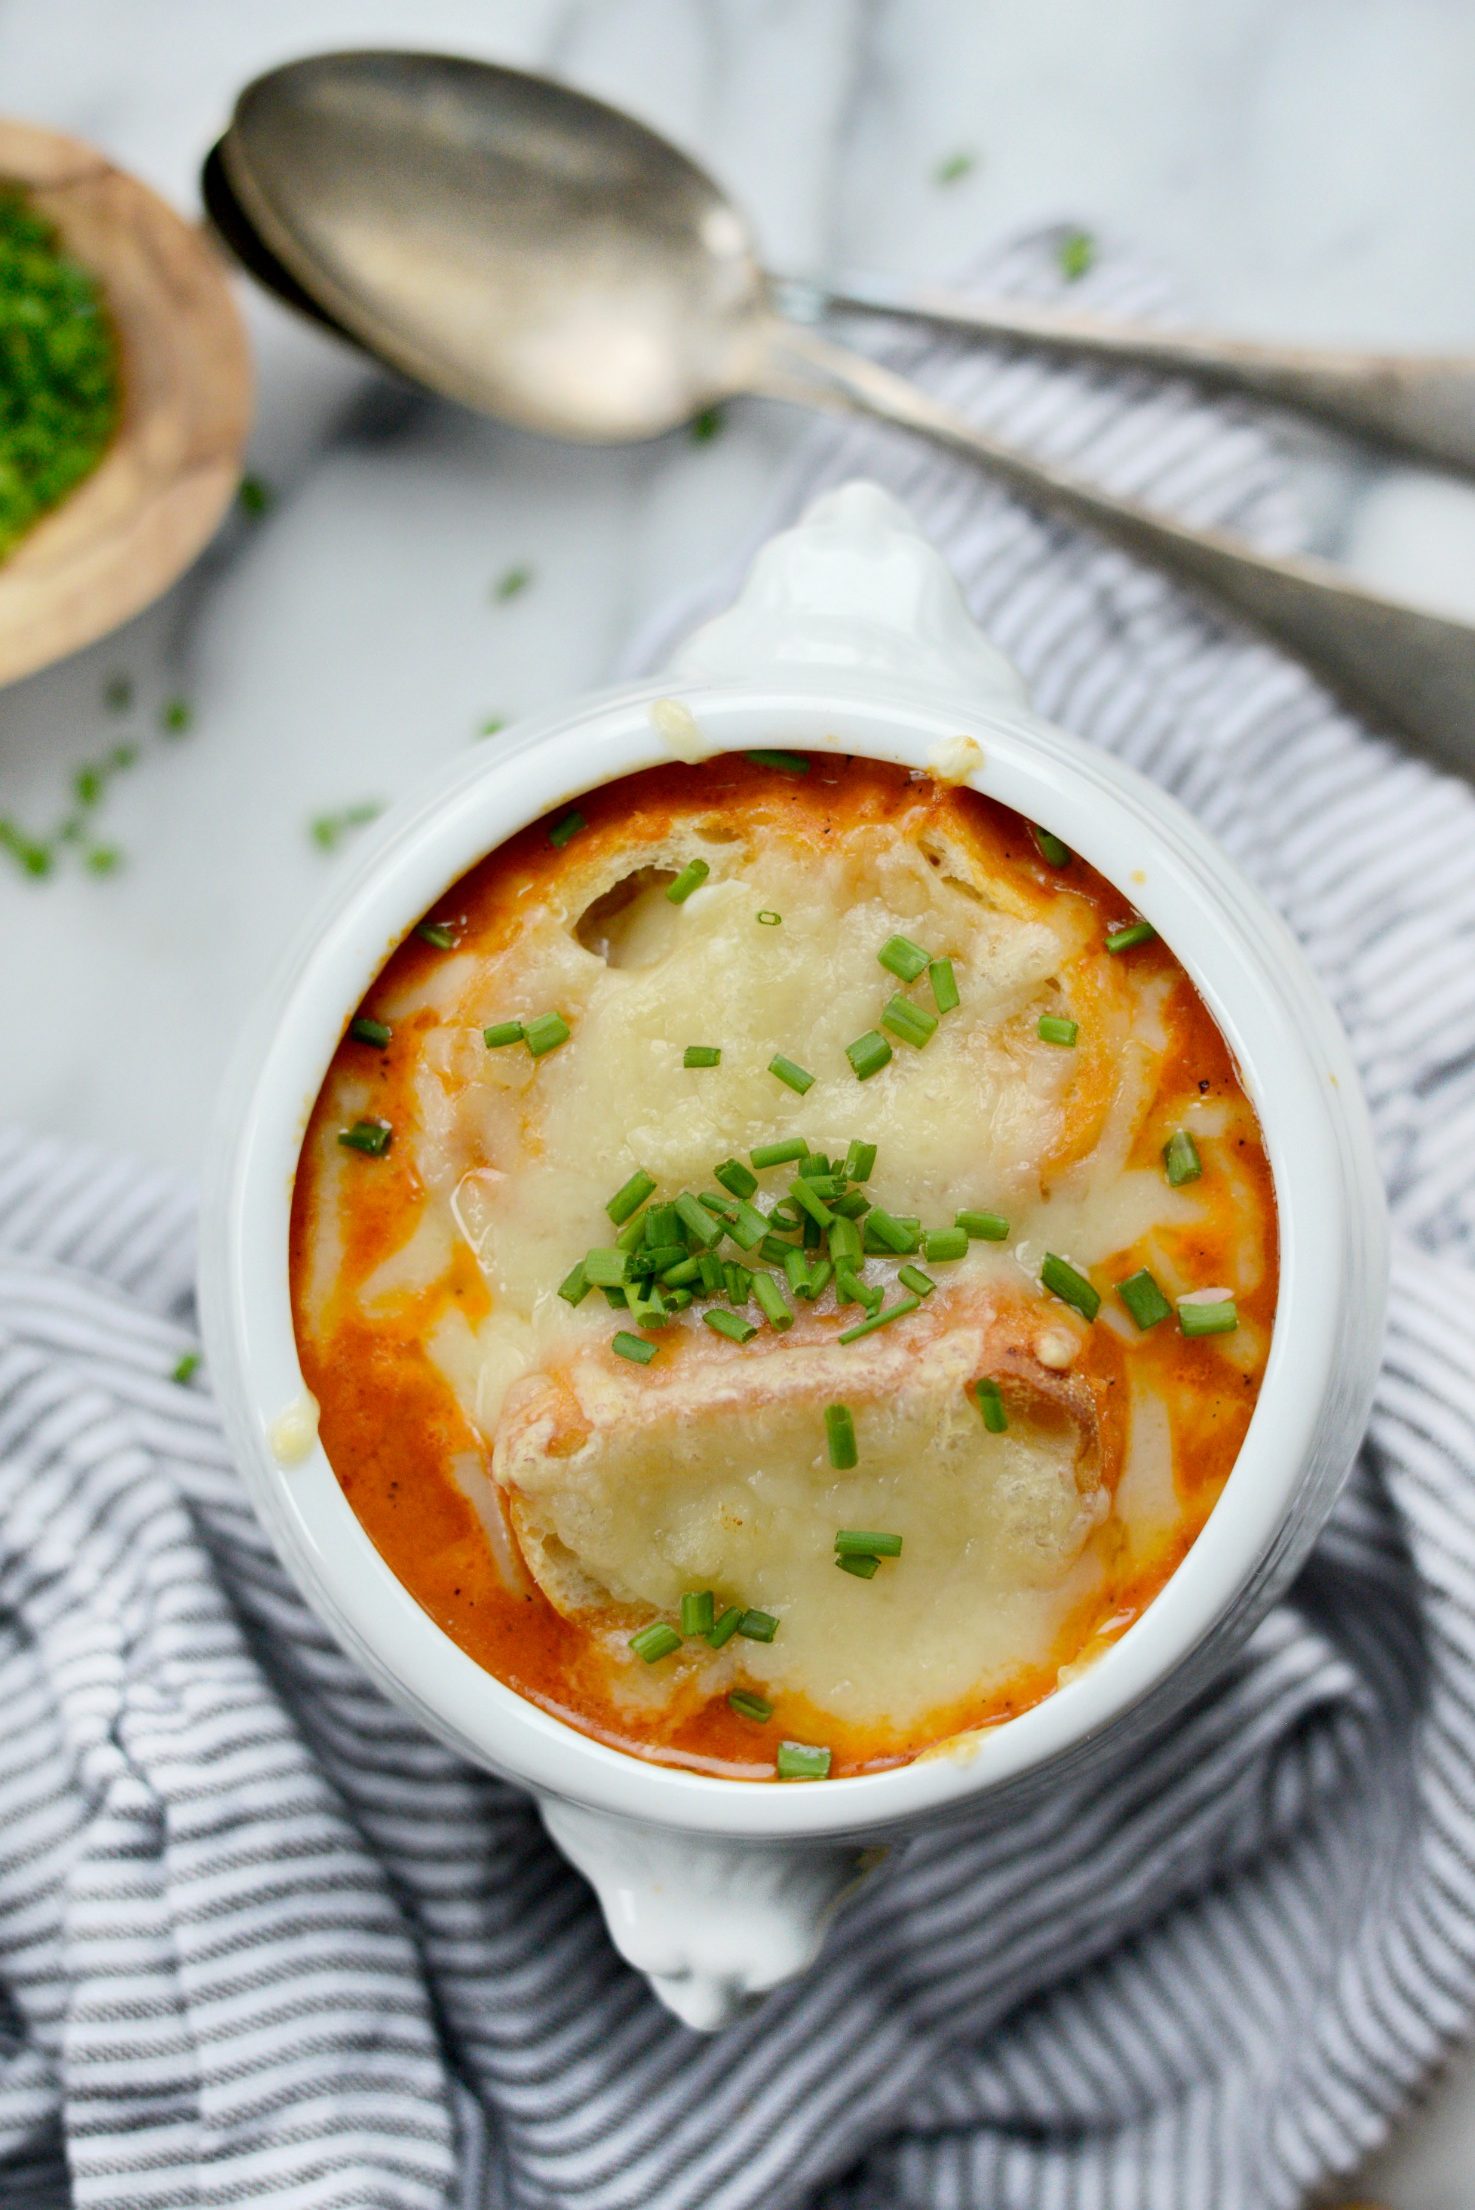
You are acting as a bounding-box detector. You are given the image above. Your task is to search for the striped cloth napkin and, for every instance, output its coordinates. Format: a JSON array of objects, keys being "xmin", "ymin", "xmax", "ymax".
[{"xmin": 3, "ymin": 227, "xmax": 1474, "ymax": 2210}]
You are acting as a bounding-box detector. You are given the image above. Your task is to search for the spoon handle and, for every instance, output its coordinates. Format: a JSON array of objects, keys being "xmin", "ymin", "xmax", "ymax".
[
  {"xmin": 755, "ymin": 323, "xmax": 1475, "ymax": 782},
  {"xmin": 786, "ymin": 274, "xmax": 1475, "ymax": 475}
]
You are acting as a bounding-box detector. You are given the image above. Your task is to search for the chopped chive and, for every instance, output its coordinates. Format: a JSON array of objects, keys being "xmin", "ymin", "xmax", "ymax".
[
  {"xmin": 837, "ymin": 1553, "xmax": 880, "ymax": 1578},
  {"xmin": 745, "ymin": 749, "xmax": 808, "ymax": 774},
  {"xmin": 723, "ymin": 1261, "xmax": 754, "ymax": 1304},
  {"xmin": 667, "ymin": 858, "xmax": 710, "ymax": 904},
  {"xmin": 752, "ymin": 1137, "xmax": 809, "ymax": 1169},
  {"xmin": 836, "ymin": 1264, "xmax": 882, "ymax": 1313},
  {"xmin": 845, "ymin": 1141, "xmax": 877, "ymax": 1182},
  {"xmin": 477, "ymin": 715, "xmax": 507, "ymax": 739},
  {"xmin": 350, "ymin": 1016, "xmax": 392, "ymax": 1049},
  {"xmin": 635, "ymin": 1244, "xmax": 685, "ymax": 1275},
  {"xmin": 607, "ymin": 1169, "xmax": 657, "ymax": 1225},
  {"xmin": 628, "ymin": 1280, "xmax": 670, "ymax": 1328},
  {"xmin": 671, "ymin": 1195, "xmax": 721, "ymax": 1250},
  {"xmin": 825, "ymin": 1404, "xmax": 858, "ymax": 1469},
  {"xmin": 584, "ymin": 1249, "xmax": 630, "ymax": 1287},
  {"xmin": 706, "ymin": 1605, "xmax": 742, "ymax": 1649},
  {"xmin": 847, "ymin": 1029, "xmax": 893, "ymax": 1081},
  {"xmin": 788, "ymin": 1178, "xmax": 835, "ymax": 1231},
  {"xmin": 1038, "ymin": 1014, "xmax": 1078, "ymax": 1047},
  {"xmin": 705, "ymin": 1308, "xmax": 757, "ymax": 1344},
  {"xmin": 878, "ymin": 934, "xmax": 930, "ymax": 983},
  {"xmin": 974, "ymin": 1376, "xmax": 1008, "ymax": 1432},
  {"xmin": 170, "ymin": 1350, "xmax": 201, "ymax": 1386},
  {"xmin": 715, "ymin": 1157, "xmax": 759, "ymax": 1201},
  {"xmin": 557, "ymin": 1261, "xmax": 590, "ymax": 1307},
  {"xmin": 769, "ymin": 1054, "xmax": 814, "ymax": 1094},
  {"xmin": 801, "ymin": 1213, "xmax": 822, "ymax": 1249},
  {"xmin": 835, "ymin": 1529, "xmax": 901, "ymax": 1557},
  {"xmin": 929, "ymin": 958, "xmax": 960, "ymax": 1014},
  {"xmin": 934, "ymin": 148, "xmax": 977, "ymax": 185},
  {"xmin": 417, "ymin": 920, "xmax": 457, "ymax": 950},
  {"xmin": 667, "ymin": 1287, "xmax": 694, "ymax": 1311},
  {"xmin": 776, "ymin": 1740, "xmax": 830, "ymax": 1780},
  {"xmin": 681, "ymin": 1590, "xmax": 715, "ymax": 1637},
  {"xmin": 727, "ymin": 1201, "xmax": 769, "ymax": 1251},
  {"xmin": 494, "ymin": 564, "xmax": 533, "ymax": 600},
  {"xmin": 1164, "ymin": 1129, "xmax": 1203, "ymax": 1186},
  {"xmin": 161, "ymin": 697, "xmax": 193, "ymax": 736},
  {"xmin": 1031, "ymin": 824, "xmax": 1071, "ymax": 867},
  {"xmin": 484, "ymin": 1020, "xmax": 525, "ymax": 1048},
  {"xmin": 690, "ymin": 404, "xmax": 726, "ymax": 442},
  {"xmin": 864, "ymin": 1207, "xmax": 914, "ymax": 1254},
  {"xmin": 1041, "ymin": 1253, "xmax": 1100, "ymax": 1322},
  {"xmin": 612, "ymin": 1330, "xmax": 659, "ymax": 1365},
  {"xmin": 769, "ymin": 1200, "xmax": 801, "ymax": 1230},
  {"xmin": 756, "ymin": 910, "xmax": 783, "ymax": 927},
  {"xmin": 525, "ymin": 1011, "xmax": 571, "ymax": 1057},
  {"xmin": 1106, "ymin": 919, "xmax": 1157, "ymax": 953},
  {"xmin": 646, "ymin": 1204, "xmax": 681, "ymax": 1247},
  {"xmin": 338, "ymin": 1118, "xmax": 392, "ymax": 1157},
  {"xmin": 549, "ymin": 809, "xmax": 587, "ymax": 849},
  {"xmin": 602, "ymin": 1286, "xmax": 629, "ymax": 1309},
  {"xmin": 697, "ymin": 1250, "xmax": 725, "ymax": 1296},
  {"xmin": 897, "ymin": 1264, "xmax": 936, "ymax": 1298},
  {"xmin": 882, "ymin": 995, "xmax": 939, "ymax": 1048},
  {"xmin": 1117, "ymin": 1268, "xmax": 1173, "ymax": 1330},
  {"xmin": 661, "ymin": 1254, "xmax": 702, "ymax": 1287},
  {"xmin": 1178, "ymin": 1296, "xmax": 1239, "ymax": 1338},
  {"xmin": 104, "ymin": 675, "xmax": 133, "ymax": 713},
  {"xmin": 684, "ymin": 1045, "xmax": 721, "ymax": 1068},
  {"xmin": 838, "ymin": 1293, "xmax": 920, "ymax": 1344},
  {"xmin": 737, "ymin": 1608, "xmax": 778, "ymax": 1642},
  {"xmin": 616, "ymin": 1209, "xmax": 652, "ymax": 1252},
  {"xmin": 753, "ymin": 1274, "xmax": 794, "ymax": 1331},
  {"xmin": 783, "ymin": 1246, "xmax": 811, "ymax": 1297},
  {"xmin": 829, "ymin": 1215, "xmax": 862, "ymax": 1267},
  {"xmin": 924, "ymin": 1226, "xmax": 969, "ymax": 1263},
  {"xmin": 1059, "ymin": 227, "xmax": 1096, "ymax": 281},
  {"xmin": 700, "ymin": 1189, "xmax": 740, "ymax": 1221},
  {"xmin": 797, "ymin": 1152, "xmax": 831, "ymax": 1179},
  {"xmin": 728, "ymin": 1690, "xmax": 773, "ymax": 1722},
  {"xmin": 957, "ymin": 1208, "xmax": 1009, "ymax": 1241},
  {"xmin": 760, "ymin": 1233, "xmax": 795, "ymax": 1266},
  {"xmin": 802, "ymin": 1257, "xmax": 833, "ymax": 1301},
  {"xmin": 630, "ymin": 1622, "xmax": 681, "ymax": 1661}
]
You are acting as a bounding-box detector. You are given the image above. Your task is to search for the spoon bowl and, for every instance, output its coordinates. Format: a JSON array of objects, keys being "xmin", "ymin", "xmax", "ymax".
[{"xmin": 222, "ymin": 51, "xmax": 771, "ymax": 440}]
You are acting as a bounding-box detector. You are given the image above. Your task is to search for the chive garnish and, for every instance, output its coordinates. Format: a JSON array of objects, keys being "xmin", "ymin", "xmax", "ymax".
[
  {"xmin": 835, "ymin": 1529, "xmax": 901, "ymax": 1557},
  {"xmin": 170, "ymin": 1351, "xmax": 201, "ymax": 1386},
  {"xmin": 525, "ymin": 1011, "xmax": 570, "ymax": 1057},
  {"xmin": 1041, "ymin": 1253, "xmax": 1100, "ymax": 1322},
  {"xmin": 835, "ymin": 1264, "xmax": 881, "ymax": 1313},
  {"xmin": 923, "ymin": 1226, "xmax": 968, "ymax": 1263},
  {"xmin": 783, "ymin": 1247, "xmax": 811, "ymax": 1298},
  {"xmin": 753, "ymin": 1274, "xmax": 794, "ymax": 1331},
  {"xmin": 882, "ymin": 995, "xmax": 939, "ymax": 1049},
  {"xmin": 846, "ymin": 1030, "xmax": 893, "ymax": 1081},
  {"xmin": 549, "ymin": 809, "xmax": 586, "ymax": 849},
  {"xmin": 607, "ymin": 1169, "xmax": 657, "ymax": 1225},
  {"xmin": 825, "ymin": 1404, "xmax": 858, "ymax": 1469},
  {"xmin": 706, "ymin": 1606, "xmax": 742, "ymax": 1649},
  {"xmin": 777, "ymin": 1741, "xmax": 830, "ymax": 1780},
  {"xmin": 1117, "ymin": 1268, "xmax": 1173, "ymax": 1330},
  {"xmin": 929, "ymin": 958, "xmax": 960, "ymax": 1013},
  {"xmin": 612, "ymin": 1330, "xmax": 658, "ymax": 1365},
  {"xmin": 838, "ymin": 1293, "xmax": 920, "ymax": 1344},
  {"xmin": 759, "ymin": 1233, "xmax": 795, "ymax": 1266},
  {"xmin": 737, "ymin": 1609, "xmax": 778, "ymax": 1642},
  {"xmin": 350, "ymin": 1016, "xmax": 392, "ymax": 1049},
  {"xmin": 558, "ymin": 1261, "xmax": 590, "ymax": 1307},
  {"xmin": 661, "ymin": 1255, "xmax": 702, "ymax": 1287},
  {"xmin": 974, "ymin": 1377, "xmax": 1008, "ymax": 1432},
  {"xmin": 684, "ymin": 1045, "xmax": 721, "ymax": 1067},
  {"xmin": 700, "ymin": 1189, "xmax": 740, "ymax": 1221},
  {"xmin": 645, "ymin": 1204, "xmax": 681, "ymax": 1247},
  {"xmin": 728, "ymin": 1691, "xmax": 773, "ymax": 1722},
  {"xmin": 957, "ymin": 1208, "xmax": 1009, "ymax": 1240},
  {"xmin": 878, "ymin": 934, "xmax": 930, "ymax": 983},
  {"xmin": 161, "ymin": 698, "xmax": 193, "ymax": 736},
  {"xmin": 704, "ymin": 1308, "xmax": 757, "ymax": 1344},
  {"xmin": 616, "ymin": 1209, "xmax": 653, "ymax": 1252},
  {"xmin": 715, "ymin": 1158, "xmax": 759, "ymax": 1201},
  {"xmin": 681, "ymin": 1590, "xmax": 715, "ymax": 1637},
  {"xmin": 493, "ymin": 564, "xmax": 532, "ymax": 600},
  {"xmin": 667, "ymin": 858, "xmax": 710, "ymax": 904},
  {"xmin": 829, "ymin": 1216, "xmax": 863, "ymax": 1267},
  {"xmin": 803, "ymin": 1257, "xmax": 834, "ymax": 1301},
  {"xmin": 585, "ymin": 1249, "xmax": 630, "ymax": 1287},
  {"xmin": 417, "ymin": 920, "xmax": 457, "ymax": 950},
  {"xmin": 837, "ymin": 1553, "xmax": 880, "ymax": 1579},
  {"xmin": 756, "ymin": 910, "xmax": 782, "ymax": 926},
  {"xmin": 769, "ymin": 1054, "xmax": 815, "ymax": 1094},
  {"xmin": 723, "ymin": 1261, "xmax": 754, "ymax": 1304},
  {"xmin": 1038, "ymin": 1014, "xmax": 1078, "ymax": 1047},
  {"xmin": 1031, "ymin": 825, "xmax": 1071, "ymax": 866},
  {"xmin": 629, "ymin": 1622, "xmax": 681, "ymax": 1661},
  {"xmin": 1106, "ymin": 920, "xmax": 1156, "ymax": 953},
  {"xmin": 1178, "ymin": 1296, "xmax": 1239, "ymax": 1338},
  {"xmin": 752, "ymin": 1137, "xmax": 808, "ymax": 1169},
  {"xmin": 745, "ymin": 749, "xmax": 808, "ymax": 774},
  {"xmin": 338, "ymin": 1118, "xmax": 392, "ymax": 1157},
  {"xmin": 697, "ymin": 1251, "xmax": 725, "ymax": 1296},
  {"xmin": 845, "ymin": 1140, "xmax": 877, "ymax": 1182},
  {"xmin": 484, "ymin": 1020, "xmax": 525, "ymax": 1048},
  {"xmin": 898, "ymin": 1264, "xmax": 936, "ymax": 1297},
  {"xmin": 789, "ymin": 1178, "xmax": 835, "ymax": 1231},
  {"xmin": 725, "ymin": 1202, "xmax": 766, "ymax": 1253},
  {"xmin": 864, "ymin": 1207, "xmax": 914, "ymax": 1254},
  {"xmin": 676, "ymin": 1193, "xmax": 724, "ymax": 1247},
  {"xmin": 1164, "ymin": 1129, "xmax": 1203, "ymax": 1186}
]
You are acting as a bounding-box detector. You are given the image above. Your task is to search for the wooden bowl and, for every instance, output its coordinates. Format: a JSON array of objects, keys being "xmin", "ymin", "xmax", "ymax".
[{"xmin": 0, "ymin": 118, "xmax": 252, "ymax": 688}]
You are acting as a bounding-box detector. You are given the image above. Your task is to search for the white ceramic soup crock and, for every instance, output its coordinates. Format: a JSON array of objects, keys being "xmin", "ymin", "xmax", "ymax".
[{"xmin": 200, "ymin": 482, "xmax": 1387, "ymax": 2033}]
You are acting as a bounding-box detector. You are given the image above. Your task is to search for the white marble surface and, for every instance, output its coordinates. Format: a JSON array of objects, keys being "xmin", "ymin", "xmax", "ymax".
[{"xmin": 3, "ymin": 1, "xmax": 1475, "ymax": 2197}]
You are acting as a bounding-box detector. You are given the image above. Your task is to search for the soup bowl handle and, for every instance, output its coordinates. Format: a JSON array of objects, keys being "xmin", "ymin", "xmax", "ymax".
[
  {"xmin": 667, "ymin": 477, "xmax": 1030, "ymax": 707},
  {"xmin": 537, "ymin": 1797, "xmax": 883, "ymax": 2031}
]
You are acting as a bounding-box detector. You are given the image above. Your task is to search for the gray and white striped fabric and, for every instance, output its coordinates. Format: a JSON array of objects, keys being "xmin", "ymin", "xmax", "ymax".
[{"xmin": 4, "ymin": 227, "xmax": 1474, "ymax": 2210}]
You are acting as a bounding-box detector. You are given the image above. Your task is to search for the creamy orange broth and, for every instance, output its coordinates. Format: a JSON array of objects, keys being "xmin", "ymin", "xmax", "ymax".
[{"xmin": 290, "ymin": 755, "xmax": 1277, "ymax": 1780}]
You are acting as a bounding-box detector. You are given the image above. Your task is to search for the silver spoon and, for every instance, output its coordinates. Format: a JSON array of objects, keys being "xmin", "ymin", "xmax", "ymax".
[{"xmin": 215, "ymin": 49, "xmax": 1475, "ymax": 780}]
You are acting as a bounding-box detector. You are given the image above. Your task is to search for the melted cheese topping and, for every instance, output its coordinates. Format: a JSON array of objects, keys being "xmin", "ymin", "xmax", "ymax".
[{"xmin": 291, "ymin": 756, "xmax": 1277, "ymax": 1779}]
